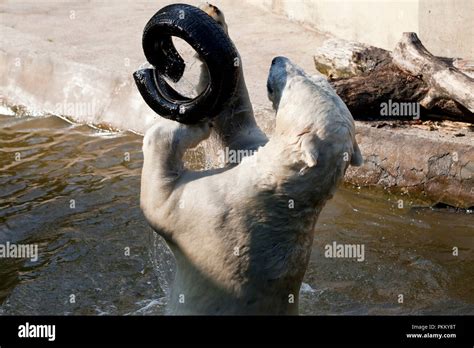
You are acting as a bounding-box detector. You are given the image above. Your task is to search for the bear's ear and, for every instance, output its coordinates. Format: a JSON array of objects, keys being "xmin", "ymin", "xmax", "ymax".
[
  {"xmin": 350, "ymin": 140, "xmax": 363, "ymax": 166},
  {"xmin": 300, "ymin": 134, "xmax": 319, "ymax": 168}
]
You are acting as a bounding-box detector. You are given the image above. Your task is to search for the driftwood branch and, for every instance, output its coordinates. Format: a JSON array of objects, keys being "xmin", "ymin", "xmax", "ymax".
[
  {"xmin": 393, "ymin": 32, "xmax": 474, "ymax": 112},
  {"xmin": 314, "ymin": 33, "xmax": 474, "ymax": 122}
]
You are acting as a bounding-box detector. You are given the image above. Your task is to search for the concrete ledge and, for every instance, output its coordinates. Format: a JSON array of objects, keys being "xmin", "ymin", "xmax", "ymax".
[
  {"xmin": 0, "ymin": 26, "xmax": 156, "ymax": 134},
  {"xmin": 347, "ymin": 122, "xmax": 473, "ymax": 208}
]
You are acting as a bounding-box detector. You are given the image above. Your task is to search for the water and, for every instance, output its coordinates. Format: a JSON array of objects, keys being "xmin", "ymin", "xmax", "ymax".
[{"xmin": 0, "ymin": 114, "xmax": 473, "ymax": 315}]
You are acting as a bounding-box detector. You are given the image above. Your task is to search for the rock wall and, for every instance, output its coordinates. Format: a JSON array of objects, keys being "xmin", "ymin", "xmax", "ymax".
[{"xmin": 346, "ymin": 123, "xmax": 473, "ymax": 208}]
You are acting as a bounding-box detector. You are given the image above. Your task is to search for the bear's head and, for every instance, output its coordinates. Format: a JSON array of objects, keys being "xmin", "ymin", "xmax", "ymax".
[{"xmin": 267, "ymin": 56, "xmax": 363, "ymax": 173}]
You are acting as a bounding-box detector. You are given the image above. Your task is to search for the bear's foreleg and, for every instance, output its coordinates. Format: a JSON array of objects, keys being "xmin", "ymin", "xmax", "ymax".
[{"xmin": 140, "ymin": 118, "xmax": 211, "ymax": 234}]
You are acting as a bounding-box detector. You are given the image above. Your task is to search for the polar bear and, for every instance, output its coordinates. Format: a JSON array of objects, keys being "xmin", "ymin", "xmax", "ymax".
[{"xmin": 140, "ymin": 53, "xmax": 363, "ymax": 315}]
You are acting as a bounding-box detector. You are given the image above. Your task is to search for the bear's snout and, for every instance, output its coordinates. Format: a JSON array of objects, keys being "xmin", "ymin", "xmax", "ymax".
[{"xmin": 267, "ymin": 56, "xmax": 290, "ymax": 110}]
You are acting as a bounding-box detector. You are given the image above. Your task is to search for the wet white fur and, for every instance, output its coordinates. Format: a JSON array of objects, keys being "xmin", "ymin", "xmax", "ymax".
[{"xmin": 140, "ymin": 53, "xmax": 362, "ymax": 315}]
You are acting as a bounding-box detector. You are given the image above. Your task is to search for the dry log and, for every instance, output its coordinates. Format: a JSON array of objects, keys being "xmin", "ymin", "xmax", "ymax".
[
  {"xmin": 314, "ymin": 33, "xmax": 474, "ymax": 122},
  {"xmin": 313, "ymin": 38, "xmax": 391, "ymax": 79},
  {"xmin": 453, "ymin": 59, "xmax": 474, "ymax": 78},
  {"xmin": 393, "ymin": 33, "xmax": 474, "ymax": 112}
]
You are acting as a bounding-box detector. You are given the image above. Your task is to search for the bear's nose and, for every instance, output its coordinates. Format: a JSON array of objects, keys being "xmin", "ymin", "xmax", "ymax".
[{"xmin": 271, "ymin": 56, "xmax": 286, "ymax": 66}]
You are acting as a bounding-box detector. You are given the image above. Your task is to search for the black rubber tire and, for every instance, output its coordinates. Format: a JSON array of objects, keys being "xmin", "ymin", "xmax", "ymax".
[{"xmin": 133, "ymin": 4, "xmax": 240, "ymax": 124}]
